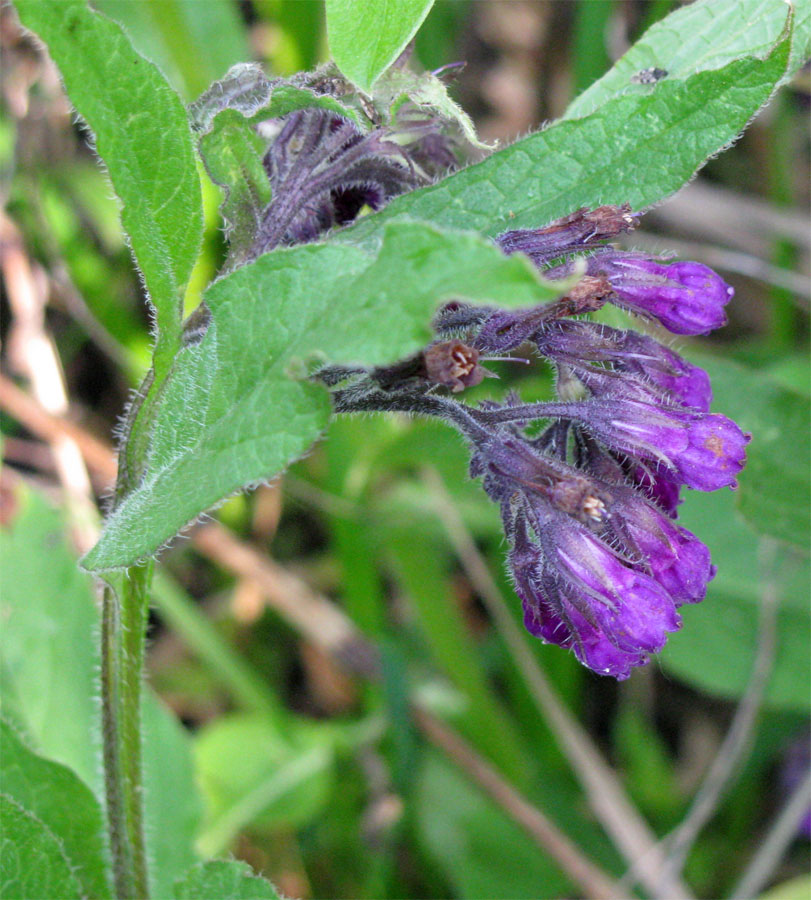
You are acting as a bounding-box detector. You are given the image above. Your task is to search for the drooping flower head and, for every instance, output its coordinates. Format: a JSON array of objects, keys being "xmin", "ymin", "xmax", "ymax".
[{"xmin": 321, "ymin": 202, "xmax": 748, "ymax": 679}]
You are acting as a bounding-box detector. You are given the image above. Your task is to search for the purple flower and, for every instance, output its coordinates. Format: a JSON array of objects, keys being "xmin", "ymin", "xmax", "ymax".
[
  {"xmin": 252, "ymin": 109, "xmax": 426, "ymax": 255},
  {"xmin": 614, "ymin": 332, "xmax": 712, "ymax": 412},
  {"xmin": 609, "ymin": 488, "xmax": 714, "ymax": 605},
  {"xmin": 510, "ymin": 510, "xmax": 681, "ymax": 679},
  {"xmin": 627, "ymin": 462, "xmax": 683, "ymax": 517},
  {"xmin": 587, "ymin": 251, "xmax": 734, "ymax": 335},
  {"xmin": 570, "ymin": 398, "xmax": 749, "ymax": 491},
  {"xmin": 327, "ymin": 203, "xmax": 749, "ymax": 681},
  {"xmin": 466, "ymin": 431, "xmax": 716, "ymax": 677}
]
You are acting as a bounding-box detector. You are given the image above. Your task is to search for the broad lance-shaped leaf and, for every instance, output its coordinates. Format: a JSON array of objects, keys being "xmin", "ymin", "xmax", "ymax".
[
  {"xmin": 565, "ymin": 0, "xmax": 803, "ymax": 119},
  {"xmin": 337, "ymin": 27, "xmax": 790, "ymax": 245},
  {"xmin": 174, "ymin": 861, "xmax": 281, "ymax": 900},
  {"xmin": 0, "ymin": 796, "xmax": 83, "ymax": 900},
  {"xmin": 13, "ymin": 0, "xmax": 203, "ymax": 376},
  {"xmin": 82, "ymin": 223, "xmax": 563, "ymax": 570},
  {"xmin": 326, "ymin": 0, "xmax": 436, "ymax": 94},
  {"xmin": 0, "ymin": 720, "xmax": 111, "ymax": 899}
]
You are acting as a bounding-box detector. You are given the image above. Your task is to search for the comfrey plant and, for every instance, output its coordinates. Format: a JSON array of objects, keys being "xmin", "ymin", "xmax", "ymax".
[
  {"xmin": 321, "ymin": 204, "xmax": 749, "ymax": 679},
  {"xmin": 10, "ymin": 1, "xmax": 803, "ymax": 898}
]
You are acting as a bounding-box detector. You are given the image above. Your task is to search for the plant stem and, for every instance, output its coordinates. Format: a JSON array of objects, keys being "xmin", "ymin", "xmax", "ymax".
[
  {"xmin": 101, "ymin": 566, "xmax": 152, "ymax": 900},
  {"xmin": 101, "ymin": 581, "xmax": 133, "ymax": 899}
]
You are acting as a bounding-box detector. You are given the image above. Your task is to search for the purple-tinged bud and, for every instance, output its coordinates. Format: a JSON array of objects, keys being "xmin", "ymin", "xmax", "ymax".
[
  {"xmin": 588, "ymin": 251, "xmax": 734, "ymax": 335},
  {"xmin": 534, "ymin": 322, "xmax": 713, "ymax": 411},
  {"xmin": 510, "ymin": 511, "xmax": 681, "ymax": 679},
  {"xmin": 615, "ymin": 332, "xmax": 712, "ymax": 412},
  {"xmin": 253, "ymin": 109, "xmax": 423, "ymax": 255},
  {"xmin": 575, "ymin": 398, "xmax": 749, "ymax": 491},
  {"xmin": 609, "ymin": 488, "xmax": 715, "ymax": 605},
  {"xmin": 496, "ymin": 205, "xmax": 636, "ymax": 267}
]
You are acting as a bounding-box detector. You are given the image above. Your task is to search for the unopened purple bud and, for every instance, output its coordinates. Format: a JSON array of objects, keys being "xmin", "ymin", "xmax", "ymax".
[
  {"xmin": 616, "ymin": 332, "xmax": 713, "ymax": 412},
  {"xmin": 590, "ymin": 252, "xmax": 734, "ymax": 335},
  {"xmin": 576, "ymin": 399, "xmax": 749, "ymax": 491},
  {"xmin": 535, "ymin": 322, "xmax": 712, "ymax": 412},
  {"xmin": 611, "ymin": 489, "xmax": 714, "ymax": 605},
  {"xmin": 496, "ymin": 205, "xmax": 636, "ymax": 267}
]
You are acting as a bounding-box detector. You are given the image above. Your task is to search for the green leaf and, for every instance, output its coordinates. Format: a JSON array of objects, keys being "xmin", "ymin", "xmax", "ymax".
[
  {"xmin": 197, "ymin": 109, "xmax": 271, "ymax": 271},
  {"xmin": 0, "ymin": 485, "xmax": 102, "ymax": 790},
  {"xmin": 760, "ymin": 876, "xmax": 811, "ymax": 900},
  {"xmin": 189, "ymin": 65, "xmax": 364, "ymax": 133},
  {"xmin": 340, "ymin": 32, "xmax": 790, "ymax": 243},
  {"xmin": 565, "ymin": 0, "xmax": 797, "ymax": 119},
  {"xmin": 173, "ymin": 860, "xmax": 281, "ymax": 900},
  {"xmin": 661, "ymin": 488, "xmax": 810, "ymax": 712},
  {"xmin": 326, "ymin": 0, "xmax": 435, "ymax": 93},
  {"xmin": 94, "ymin": 0, "xmax": 251, "ymax": 100},
  {"xmin": 142, "ymin": 697, "xmax": 202, "ymax": 900},
  {"xmin": 0, "ymin": 483, "xmax": 202, "ymax": 896},
  {"xmin": 0, "ymin": 795, "xmax": 83, "ymax": 900},
  {"xmin": 371, "ymin": 66, "xmax": 491, "ymax": 149},
  {"xmin": 698, "ymin": 355, "xmax": 810, "ymax": 548},
  {"xmin": 82, "ymin": 222, "xmax": 562, "ymax": 569},
  {"xmin": 194, "ymin": 714, "xmax": 333, "ymax": 858},
  {"xmin": 13, "ymin": 0, "xmax": 203, "ymax": 373},
  {"xmin": 0, "ymin": 720, "xmax": 111, "ymax": 899}
]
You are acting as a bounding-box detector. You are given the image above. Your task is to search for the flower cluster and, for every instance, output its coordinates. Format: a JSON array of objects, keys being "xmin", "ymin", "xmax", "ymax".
[
  {"xmin": 255, "ymin": 94, "xmax": 749, "ymax": 679},
  {"xmin": 325, "ymin": 204, "xmax": 749, "ymax": 679}
]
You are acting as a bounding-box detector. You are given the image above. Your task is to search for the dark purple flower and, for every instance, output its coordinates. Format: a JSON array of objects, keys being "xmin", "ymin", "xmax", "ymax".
[
  {"xmin": 569, "ymin": 398, "xmax": 749, "ymax": 491},
  {"xmin": 510, "ymin": 510, "xmax": 681, "ymax": 679},
  {"xmin": 252, "ymin": 109, "xmax": 424, "ymax": 255},
  {"xmin": 613, "ymin": 331, "xmax": 712, "ymax": 412},
  {"xmin": 586, "ymin": 251, "xmax": 734, "ymax": 335},
  {"xmin": 608, "ymin": 487, "xmax": 714, "ymax": 605},
  {"xmin": 627, "ymin": 462, "xmax": 683, "ymax": 517}
]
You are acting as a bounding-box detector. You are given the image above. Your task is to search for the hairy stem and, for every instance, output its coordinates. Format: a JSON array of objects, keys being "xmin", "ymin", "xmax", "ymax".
[{"xmin": 101, "ymin": 567, "xmax": 152, "ymax": 900}]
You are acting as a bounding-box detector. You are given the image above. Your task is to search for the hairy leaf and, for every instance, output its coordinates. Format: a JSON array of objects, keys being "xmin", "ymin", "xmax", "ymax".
[
  {"xmin": 94, "ymin": 0, "xmax": 251, "ymax": 100},
  {"xmin": 565, "ymin": 0, "xmax": 799, "ymax": 119},
  {"xmin": 83, "ymin": 223, "xmax": 562, "ymax": 569},
  {"xmin": 326, "ymin": 0, "xmax": 435, "ymax": 93},
  {"xmin": 14, "ymin": 0, "xmax": 203, "ymax": 374},
  {"xmin": 173, "ymin": 860, "xmax": 281, "ymax": 900},
  {"xmin": 198, "ymin": 110, "xmax": 271, "ymax": 271},
  {"xmin": 340, "ymin": 31, "xmax": 790, "ymax": 243},
  {"xmin": 189, "ymin": 64, "xmax": 364, "ymax": 133},
  {"xmin": 0, "ymin": 721, "xmax": 111, "ymax": 899},
  {"xmin": 0, "ymin": 484, "xmax": 201, "ymax": 898},
  {"xmin": 0, "ymin": 796, "xmax": 83, "ymax": 900}
]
